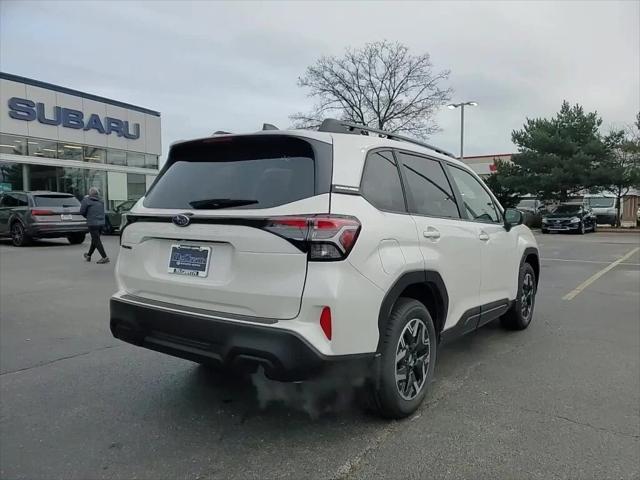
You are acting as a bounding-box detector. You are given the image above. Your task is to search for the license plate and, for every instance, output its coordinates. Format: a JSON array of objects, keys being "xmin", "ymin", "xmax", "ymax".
[
  {"xmin": 61, "ymin": 214, "xmax": 72, "ymax": 221},
  {"xmin": 168, "ymin": 244, "xmax": 211, "ymax": 277}
]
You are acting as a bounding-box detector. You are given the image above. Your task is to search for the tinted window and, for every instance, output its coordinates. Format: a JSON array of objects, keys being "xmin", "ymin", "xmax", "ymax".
[
  {"xmin": 361, "ymin": 151, "xmax": 406, "ymax": 213},
  {"xmin": 397, "ymin": 153, "xmax": 459, "ymax": 218},
  {"xmin": 144, "ymin": 136, "xmax": 318, "ymax": 210},
  {"xmin": 1, "ymin": 193, "xmax": 27, "ymax": 207},
  {"xmin": 33, "ymin": 195, "xmax": 80, "ymax": 207},
  {"xmin": 553, "ymin": 204, "xmax": 581, "ymax": 214},
  {"xmin": 448, "ymin": 166, "xmax": 500, "ymax": 223}
]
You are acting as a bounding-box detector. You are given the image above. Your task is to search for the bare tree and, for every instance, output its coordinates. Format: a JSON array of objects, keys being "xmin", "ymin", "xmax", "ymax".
[{"xmin": 291, "ymin": 40, "xmax": 452, "ymax": 139}]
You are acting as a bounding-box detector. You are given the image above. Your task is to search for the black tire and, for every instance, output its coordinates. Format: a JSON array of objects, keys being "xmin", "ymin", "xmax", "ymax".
[
  {"xmin": 366, "ymin": 298, "xmax": 436, "ymax": 419},
  {"xmin": 592, "ymin": 222, "xmax": 597, "ymax": 233},
  {"xmin": 67, "ymin": 233, "xmax": 86, "ymax": 245},
  {"xmin": 501, "ymin": 262, "xmax": 537, "ymax": 330},
  {"xmin": 10, "ymin": 222, "xmax": 31, "ymax": 247}
]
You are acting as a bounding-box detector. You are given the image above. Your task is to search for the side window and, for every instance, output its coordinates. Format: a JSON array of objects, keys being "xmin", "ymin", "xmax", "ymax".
[
  {"xmin": 397, "ymin": 152, "xmax": 460, "ymax": 218},
  {"xmin": 15, "ymin": 194, "xmax": 28, "ymax": 207},
  {"xmin": 1, "ymin": 194, "xmax": 18, "ymax": 207},
  {"xmin": 361, "ymin": 150, "xmax": 406, "ymax": 213},
  {"xmin": 448, "ymin": 166, "xmax": 501, "ymax": 223}
]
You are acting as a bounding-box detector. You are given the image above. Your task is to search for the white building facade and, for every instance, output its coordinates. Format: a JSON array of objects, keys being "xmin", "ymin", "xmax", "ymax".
[{"xmin": 0, "ymin": 72, "xmax": 161, "ymax": 208}]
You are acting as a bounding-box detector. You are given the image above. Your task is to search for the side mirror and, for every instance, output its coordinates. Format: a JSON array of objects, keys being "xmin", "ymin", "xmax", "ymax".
[{"xmin": 504, "ymin": 208, "xmax": 523, "ymax": 231}]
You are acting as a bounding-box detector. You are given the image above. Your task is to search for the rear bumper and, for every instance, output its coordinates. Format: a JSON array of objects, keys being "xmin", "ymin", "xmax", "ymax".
[
  {"xmin": 110, "ymin": 296, "xmax": 376, "ymax": 381},
  {"xmin": 28, "ymin": 222, "xmax": 88, "ymax": 237}
]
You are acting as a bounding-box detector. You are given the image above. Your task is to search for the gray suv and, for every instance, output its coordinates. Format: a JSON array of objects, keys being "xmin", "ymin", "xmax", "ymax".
[{"xmin": 0, "ymin": 191, "xmax": 88, "ymax": 246}]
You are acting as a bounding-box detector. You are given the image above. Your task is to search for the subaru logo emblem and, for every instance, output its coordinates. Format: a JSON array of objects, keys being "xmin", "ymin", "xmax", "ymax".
[{"xmin": 172, "ymin": 214, "xmax": 191, "ymax": 227}]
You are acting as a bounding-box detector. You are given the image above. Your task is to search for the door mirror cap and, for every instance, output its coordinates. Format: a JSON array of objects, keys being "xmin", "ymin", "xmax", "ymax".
[{"xmin": 504, "ymin": 208, "xmax": 524, "ymax": 231}]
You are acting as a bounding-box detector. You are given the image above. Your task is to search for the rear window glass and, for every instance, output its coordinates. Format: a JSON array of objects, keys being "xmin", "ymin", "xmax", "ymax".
[
  {"xmin": 144, "ymin": 136, "xmax": 319, "ymax": 210},
  {"xmin": 588, "ymin": 197, "xmax": 614, "ymax": 208},
  {"xmin": 33, "ymin": 195, "xmax": 80, "ymax": 207}
]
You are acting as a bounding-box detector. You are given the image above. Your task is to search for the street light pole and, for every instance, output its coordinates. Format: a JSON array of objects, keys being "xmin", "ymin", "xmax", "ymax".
[{"xmin": 448, "ymin": 101, "xmax": 478, "ymax": 160}]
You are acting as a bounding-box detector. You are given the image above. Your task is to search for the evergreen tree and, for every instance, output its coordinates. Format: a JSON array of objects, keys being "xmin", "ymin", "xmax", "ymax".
[{"xmin": 509, "ymin": 101, "xmax": 609, "ymax": 201}]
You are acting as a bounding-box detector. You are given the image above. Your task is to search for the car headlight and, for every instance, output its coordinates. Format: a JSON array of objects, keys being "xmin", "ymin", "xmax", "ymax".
[
  {"xmin": 570, "ymin": 217, "xmax": 580, "ymax": 223},
  {"xmin": 542, "ymin": 218, "xmax": 549, "ymax": 223}
]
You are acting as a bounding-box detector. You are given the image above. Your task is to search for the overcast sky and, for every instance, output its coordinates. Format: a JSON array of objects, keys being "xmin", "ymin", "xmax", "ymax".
[{"xmin": 1, "ymin": 0, "xmax": 638, "ymax": 161}]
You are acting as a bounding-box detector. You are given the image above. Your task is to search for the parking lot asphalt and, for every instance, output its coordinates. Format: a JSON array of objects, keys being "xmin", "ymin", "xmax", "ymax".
[{"xmin": 1, "ymin": 232, "xmax": 639, "ymax": 480}]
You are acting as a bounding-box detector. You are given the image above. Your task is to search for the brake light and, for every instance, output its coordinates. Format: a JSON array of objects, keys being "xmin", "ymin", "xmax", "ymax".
[
  {"xmin": 320, "ymin": 307, "xmax": 332, "ymax": 340},
  {"xmin": 263, "ymin": 215, "xmax": 361, "ymax": 261},
  {"xmin": 31, "ymin": 209, "xmax": 55, "ymax": 216}
]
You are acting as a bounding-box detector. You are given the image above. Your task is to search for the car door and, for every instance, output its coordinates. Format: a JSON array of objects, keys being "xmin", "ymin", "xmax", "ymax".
[
  {"xmin": 446, "ymin": 165, "xmax": 518, "ymax": 314},
  {"xmin": 0, "ymin": 194, "xmax": 10, "ymax": 235},
  {"xmin": 395, "ymin": 151, "xmax": 482, "ymax": 334}
]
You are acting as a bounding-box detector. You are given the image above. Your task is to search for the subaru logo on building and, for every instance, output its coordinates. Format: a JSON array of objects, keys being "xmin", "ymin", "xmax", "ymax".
[{"xmin": 172, "ymin": 214, "xmax": 191, "ymax": 227}]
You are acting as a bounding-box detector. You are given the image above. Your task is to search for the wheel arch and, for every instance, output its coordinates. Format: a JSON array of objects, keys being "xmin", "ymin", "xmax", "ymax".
[
  {"xmin": 521, "ymin": 247, "xmax": 540, "ymax": 287},
  {"xmin": 377, "ymin": 270, "xmax": 449, "ymax": 349}
]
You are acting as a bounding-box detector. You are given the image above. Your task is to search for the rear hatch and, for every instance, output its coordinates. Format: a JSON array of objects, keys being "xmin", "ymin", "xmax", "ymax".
[
  {"xmin": 30, "ymin": 194, "xmax": 84, "ymax": 223},
  {"xmin": 118, "ymin": 134, "xmax": 333, "ymax": 320}
]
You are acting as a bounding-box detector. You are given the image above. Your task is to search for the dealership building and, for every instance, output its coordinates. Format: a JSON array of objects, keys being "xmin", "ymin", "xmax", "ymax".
[{"xmin": 0, "ymin": 72, "xmax": 161, "ymax": 209}]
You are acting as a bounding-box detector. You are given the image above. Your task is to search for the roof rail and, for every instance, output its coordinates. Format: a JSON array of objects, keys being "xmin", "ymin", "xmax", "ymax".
[{"xmin": 318, "ymin": 118, "xmax": 456, "ymax": 159}]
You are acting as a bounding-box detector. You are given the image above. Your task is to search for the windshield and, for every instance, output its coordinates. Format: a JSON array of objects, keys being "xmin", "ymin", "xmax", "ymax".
[
  {"xmin": 33, "ymin": 195, "xmax": 80, "ymax": 207},
  {"xmin": 517, "ymin": 199, "xmax": 537, "ymax": 209},
  {"xmin": 144, "ymin": 136, "xmax": 324, "ymax": 210},
  {"xmin": 588, "ymin": 197, "xmax": 614, "ymax": 208},
  {"xmin": 553, "ymin": 204, "xmax": 581, "ymax": 214}
]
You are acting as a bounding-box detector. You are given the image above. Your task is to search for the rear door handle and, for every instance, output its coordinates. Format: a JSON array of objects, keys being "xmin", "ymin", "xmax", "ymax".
[
  {"xmin": 478, "ymin": 230, "xmax": 490, "ymax": 241},
  {"xmin": 423, "ymin": 227, "xmax": 441, "ymax": 240}
]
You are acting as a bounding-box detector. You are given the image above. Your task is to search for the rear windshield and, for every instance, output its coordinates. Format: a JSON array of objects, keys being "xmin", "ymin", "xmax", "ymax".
[
  {"xmin": 144, "ymin": 135, "xmax": 329, "ymax": 210},
  {"xmin": 588, "ymin": 197, "xmax": 614, "ymax": 208},
  {"xmin": 33, "ymin": 195, "xmax": 80, "ymax": 207}
]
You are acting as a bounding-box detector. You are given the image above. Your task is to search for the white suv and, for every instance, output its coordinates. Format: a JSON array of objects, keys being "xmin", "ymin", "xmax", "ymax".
[{"xmin": 110, "ymin": 120, "xmax": 539, "ymax": 418}]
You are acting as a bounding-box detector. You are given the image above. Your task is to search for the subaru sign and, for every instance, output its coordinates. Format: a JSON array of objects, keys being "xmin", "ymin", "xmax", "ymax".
[{"xmin": 8, "ymin": 97, "xmax": 140, "ymax": 139}]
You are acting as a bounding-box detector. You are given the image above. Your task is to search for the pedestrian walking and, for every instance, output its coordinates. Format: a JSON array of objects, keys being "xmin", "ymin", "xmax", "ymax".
[{"xmin": 80, "ymin": 187, "xmax": 110, "ymax": 264}]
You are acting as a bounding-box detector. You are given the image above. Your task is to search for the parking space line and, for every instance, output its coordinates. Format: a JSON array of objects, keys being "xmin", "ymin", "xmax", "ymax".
[
  {"xmin": 542, "ymin": 258, "xmax": 640, "ymax": 266},
  {"xmin": 562, "ymin": 247, "xmax": 640, "ymax": 301}
]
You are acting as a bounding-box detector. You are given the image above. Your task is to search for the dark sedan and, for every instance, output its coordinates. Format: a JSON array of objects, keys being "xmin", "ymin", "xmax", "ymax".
[{"xmin": 541, "ymin": 203, "xmax": 597, "ymax": 234}]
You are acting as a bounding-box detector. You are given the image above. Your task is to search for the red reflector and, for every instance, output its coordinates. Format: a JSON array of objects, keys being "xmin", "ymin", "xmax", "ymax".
[
  {"xmin": 31, "ymin": 209, "xmax": 54, "ymax": 215},
  {"xmin": 320, "ymin": 306, "xmax": 332, "ymax": 340}
]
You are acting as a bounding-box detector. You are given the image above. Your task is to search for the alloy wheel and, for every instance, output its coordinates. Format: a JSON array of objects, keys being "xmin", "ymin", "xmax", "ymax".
[
  {"xmin": 521, "ymin": 272, "xmax": 535, "ymax": 320},
  {"xmin": 395, "ymin": 318, "xmax": 431, "ymax": 401},
  {"xmin": 11, "ymin": 223, "xmax": 24, "ymax": 246}
]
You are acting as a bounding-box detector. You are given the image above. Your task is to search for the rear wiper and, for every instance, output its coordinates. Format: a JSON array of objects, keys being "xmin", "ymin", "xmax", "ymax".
[{"xmin": 188, "ymin": 198, "xmax": 259, "ymax": 209}]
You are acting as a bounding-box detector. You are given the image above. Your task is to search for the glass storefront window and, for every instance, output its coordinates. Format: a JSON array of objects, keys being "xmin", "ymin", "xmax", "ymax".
[
  {"xmin": 28, "ymin": 139, "xmax": 58, "ymax": 159},
  {"xmin": 0, "ymin": 134, "xmax": 27, "ymax": 156},
  {"xmin": 107, "ymin": 149, "xmax": 126, "ymax": 166},
  {"xmin": 57, "ymin": 167, "xmax": 86, "ymax": 200},
  {"xmin": 29, "ymin": 164, "xmax": 60, "ymax": 191},
  {"xmin": 86, "ymin": 169, "xmax": 108, "ymax": 204},
  {"xmin": 145, "ymin": 154, "xmax": 159, "ymax": 169},
  {"xmin": 127, "ymin": 173, "xmax": 146, "ymax": 200},
  {"xmin": 58, "ymin": 143, "xmax": 84, "ymax": 161},
  {"xmin": 84, "ymin": 146, "xmax": 106, "ymax": 164},
  {"xmin": 127, "ymin": 152, "xmax": 145, "ymax": 168},
  {"xmin": 0, "ymin": 161, "xmax": 24, "ymax": 192}
]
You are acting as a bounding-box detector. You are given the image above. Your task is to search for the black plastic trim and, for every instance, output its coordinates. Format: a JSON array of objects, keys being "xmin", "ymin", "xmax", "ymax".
[
  {"xmin": 110, "ymin": 298, "xmax": 375, "ymax": 381},
  {"xmin": 377, "ymin": 270, "xmax": 449, "ymax": 349},
  {"xmin": 440, "ymin": 298, "xmax": 512, "ymax": 344}
]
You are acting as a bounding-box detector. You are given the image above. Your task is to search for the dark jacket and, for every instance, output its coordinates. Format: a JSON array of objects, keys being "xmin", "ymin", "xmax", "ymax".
[{"xmin": 80, "ymin": 195, "xmax": 106, "ymax": 227}]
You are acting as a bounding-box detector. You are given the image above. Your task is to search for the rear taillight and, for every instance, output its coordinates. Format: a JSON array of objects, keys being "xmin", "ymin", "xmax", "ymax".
[
  {"xmin": 30, "ymin": 209, "xmax": 55, "ymax": 216},
  {"xmin": 263, "ymin": 215, "xmax": 361, "ymax": 261}
]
